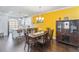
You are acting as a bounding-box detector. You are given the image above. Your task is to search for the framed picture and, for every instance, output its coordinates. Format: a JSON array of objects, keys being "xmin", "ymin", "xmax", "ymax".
[{"xmin": 64, "ymin": 21, "xmax": 69, "ymax": 29}]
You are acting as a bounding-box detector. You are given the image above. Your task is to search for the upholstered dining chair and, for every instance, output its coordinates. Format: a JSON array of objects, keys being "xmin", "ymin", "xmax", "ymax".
[
  {"xmin": 46, "ymin": 28, "xmax": 54, "ymax": 42},
  {"xmin": 24, "ymin": 31, "xmax": 38, "ymax": 52},
  {"xmin": 36, "ymin": 32, "xmax": 49, "ymax": 48},
  {"xmin": 24, "ymin": 32, "xmax": 32, "ymax": 52},
  {"xmin": 50, "ymin": 30, "xmax": 54, "ymax": 41},
  {"xmin": 16, "ymin": 29, "xmax": 22, "ymax": 40},
  {"xmin": 33, "ymin": 28, "xmax": 38, "ymax": 33},
  {"xmin": 24, "ymin": 32, "xmax": 29, "ymax": 51},
  {"xmin": 48, "ymin": 29, "xmax": 54, "ymax": 43},
  {"xmin": 27, "ymin": 28, "xmax": 32, "ymax": 34},
  {"xmin": 26, "ymin": 28, "xmax": 37, "ymax": 34}
]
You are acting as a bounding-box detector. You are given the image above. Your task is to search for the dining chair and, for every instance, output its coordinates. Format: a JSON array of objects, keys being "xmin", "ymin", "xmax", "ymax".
[
  {"xmin": 33, "ymin": 28, "xmax": 38, "ymax": 33},
  {"xmin": 48, "ymin": 29, "xmax": 54, "ymax": 43},
  {"xmin": 27, "ymin": 28, "xmax": 32, "ymax": 34},
  {"xmin": 36, "ymin": 32, "xmax": 49, "ymax": 48},
  {"xmin": 46, "ymin": 28, "xmax": 54, "ymax": 41},
  {"xmin": 24, "ymin": 32, "xmax": 29, "ymax": 51},
  {"xmin": 24, "ymin": 31, "xmax": 38, "ymax": 52},
  {"xmin": 16, "ymin": 29, "xmax": 22, "ymax": 40},
  {"xmin": 17, "ymin": 29, "xmax": 22, "ymax": 36},
  {"xmin": 24, "ymin": 32, "xmax": 32, "ymax": 52},
  {"xmin": 26, "ymin": 28, "xmax": 37, "ymax": 34}
]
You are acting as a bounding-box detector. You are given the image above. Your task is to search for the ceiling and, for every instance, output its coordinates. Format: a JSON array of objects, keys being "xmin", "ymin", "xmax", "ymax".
[{"xmin": 0, "ymin": 6, "xmax": 70, "ymax": 17}]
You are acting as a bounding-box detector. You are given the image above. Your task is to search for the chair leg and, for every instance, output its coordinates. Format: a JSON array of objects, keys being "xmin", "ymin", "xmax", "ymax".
[
  {"xmin": 24, "ymin": 45, "xmax": 25, "ymax": 50},
  {"xmin": 50, "ymin": 39, "xmax": 53, "ymax": 48},
  {"xmin": 30, "ymin": 43, "xmax": 33, "ymax": 52},
  {"xmin": 24, "ymin": 42, "xmax": 26, "ymax": 52},
  {"xmin": 24, "ymin": 43, "xmax": 29, "ymax": 52},
  {"xmin": 28, "ymin": 43, "xmax": 32, "ymax": 52},
  {"xmin": 28, "ymin": 42, "xmax": 32, "ymax": 52},
  {"xmin": 51, "ymin": 39, "xmax": 53, "ymax": 44}
]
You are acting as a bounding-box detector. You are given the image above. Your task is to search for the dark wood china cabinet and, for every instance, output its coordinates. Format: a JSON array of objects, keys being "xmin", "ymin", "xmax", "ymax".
[{"xmin": 56, "ymin": 19, "xmax": 79, "ymax": 47}]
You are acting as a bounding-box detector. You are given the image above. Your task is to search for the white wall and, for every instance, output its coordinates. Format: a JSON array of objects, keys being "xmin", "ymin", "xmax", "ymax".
[
  {"xmin": 0, "ymin": 15, "xmax": 8, "ymax": 36},
  {"xmin": 0, "ymin": 15, "xmax": 33, "ymax": 36},
  {"xmin": 12, "ymin": 16, "xmax": 33, "ymax": 38},
  {"xmin": 24, "ymin": 16, "xmax": 34, "ymax": 28}
]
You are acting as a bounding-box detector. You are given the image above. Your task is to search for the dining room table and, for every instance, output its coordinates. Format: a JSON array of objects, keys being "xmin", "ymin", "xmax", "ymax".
[{"xmin": 24, "ymin": 31, "xmax": 46, "ymax": 52}]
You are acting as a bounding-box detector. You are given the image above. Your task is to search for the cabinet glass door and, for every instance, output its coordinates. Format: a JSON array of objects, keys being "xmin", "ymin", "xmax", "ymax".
[{"xmin": 57, "ymin": 22, "xmax": 62, "ymax": 32}]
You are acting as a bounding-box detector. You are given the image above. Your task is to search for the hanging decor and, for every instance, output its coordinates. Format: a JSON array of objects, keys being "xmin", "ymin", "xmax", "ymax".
[
  {"xmin": 64, "ymin": 16, "xmax": 69, "ymax": 20},
  {"xmin": 36, "ymin": 17, "xmax": 44, "ymax": 23}
]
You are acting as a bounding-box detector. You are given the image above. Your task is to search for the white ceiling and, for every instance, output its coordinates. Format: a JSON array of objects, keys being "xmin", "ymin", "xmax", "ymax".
[{"xmin": 0, "ymin": 6, "xmax": 70, "ymax": 17}]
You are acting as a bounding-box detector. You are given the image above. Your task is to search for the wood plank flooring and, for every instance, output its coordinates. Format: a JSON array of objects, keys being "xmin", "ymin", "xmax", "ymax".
[{"xmin": 0, "ymin": 36, "xmax": 79, "ymax": 52}]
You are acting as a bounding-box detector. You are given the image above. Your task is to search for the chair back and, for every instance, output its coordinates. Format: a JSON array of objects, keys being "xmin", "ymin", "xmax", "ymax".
[
  {"xmin": 46, "ymin": 28, "xmax": 54, "ymax": 40},
  {"xmin": 24, "ymin": 31, "xmax": 29, "ymax": 43},
  {"xmin": 49, "ymin": 30, "xmax": 54, "ymax": 40},
  {"xmin": 44, "ymin": 31, "xmax": 49, "ymax": 42},
  {"xmin": 33, "ymin": 28, "xmax": 38, "ymax": 32},
  {"xmin": 27, "ymin": 28, "xmax": 32, "ymax": 34},
  {"xmin": 26, "ymin": 28, "xmax": 38, "ymax": 34}
]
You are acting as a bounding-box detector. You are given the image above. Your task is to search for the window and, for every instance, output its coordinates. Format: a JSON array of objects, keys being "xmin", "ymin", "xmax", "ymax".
[{"xmin": 9, "ymin": 19, "xmax": 19, "ymax": 30}]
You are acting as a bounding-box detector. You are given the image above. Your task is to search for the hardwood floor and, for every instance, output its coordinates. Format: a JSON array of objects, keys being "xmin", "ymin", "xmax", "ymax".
[{"xmin": 0, "ymin": 36, "xmax": 79, "ymax": 52}]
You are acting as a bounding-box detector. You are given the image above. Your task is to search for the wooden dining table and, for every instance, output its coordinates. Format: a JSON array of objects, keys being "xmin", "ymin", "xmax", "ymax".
[
  {"xmin": 25, "ymin": 31, "xmax": 46, "ymax": 52},
  {"xmin": 28, "ymin": 31, "xmax": 45, "ymax": 38}
]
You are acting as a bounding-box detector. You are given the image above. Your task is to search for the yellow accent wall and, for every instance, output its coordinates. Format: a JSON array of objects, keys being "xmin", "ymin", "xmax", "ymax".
[{"xmin": 32, "ymin": 6, "xmax": 79, "ymax": 38}]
